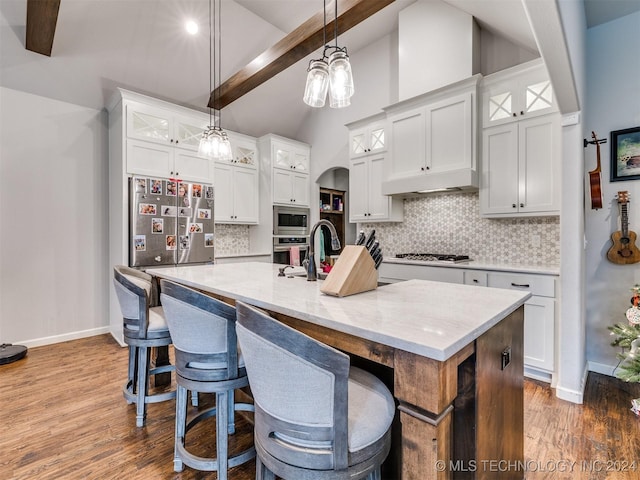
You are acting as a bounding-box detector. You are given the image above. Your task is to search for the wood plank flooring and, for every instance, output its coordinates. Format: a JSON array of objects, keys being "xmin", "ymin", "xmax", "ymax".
[{"xmin": 1, "ymin": 334, "xmax": 639, "ymax": 479}]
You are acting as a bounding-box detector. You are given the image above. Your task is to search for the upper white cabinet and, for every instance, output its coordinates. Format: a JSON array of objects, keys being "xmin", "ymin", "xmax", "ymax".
[
  {"xmin": 381, "ymin": 75, "xmax": 480, "ymax": 195},
  {"xmin": 482, "ymin": 58, "xmax": 558, "ymax": 128},
  {"xmin": 480, "ymin": 113, "xmax": 561, "ymax": 217},
  {"xmin": 260, "ymin": 134, "xmax": 311, "ymax": 207},
  {"xmin": 349, "ymin": 153, "xmax": 402, "ymax": 222},
  {"xmin": 118, "ymin": 91, "xmax": 214, "ymax": 184},
  {"xmin": 349, "ymin": 118, "xmax": 386, "ymax": 159},
  {"xmin": 214, "ymin": 161, "xmax": 259, "ymax": 224},
  {"xmin": 213, "ymin": 131, "xmax": 259, "ymax": 224},
  {"xmin": 346, "ymin": 114, "xmax": 402, "ymax": 223},
  {"xmin": 272, "ymin": 138, "xmax": 310, "ymax": 173}
]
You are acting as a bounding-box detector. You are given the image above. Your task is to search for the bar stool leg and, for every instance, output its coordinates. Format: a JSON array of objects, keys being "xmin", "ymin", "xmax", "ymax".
[
  {"xmin": 216, "ymin": 390, "xmax": 229, "ymax": 480},
  {"xmin": 136, "ymin": 346, "xmax": 149, "ymax": 427},
  {"xmin": 174, "ymin": 384, "xmax": 188, "ymax": 472}
]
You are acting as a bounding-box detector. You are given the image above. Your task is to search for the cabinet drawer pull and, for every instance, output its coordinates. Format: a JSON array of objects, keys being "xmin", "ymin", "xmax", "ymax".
[{"xmin": 511, "ymin": 282, "xmax": 530, "ymax": 288}]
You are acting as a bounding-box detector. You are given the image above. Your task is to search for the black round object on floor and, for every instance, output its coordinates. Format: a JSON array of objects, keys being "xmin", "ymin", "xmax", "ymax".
[{"xmin": 0, "ymin": 344, "xmax": 28, "ymax": 365}]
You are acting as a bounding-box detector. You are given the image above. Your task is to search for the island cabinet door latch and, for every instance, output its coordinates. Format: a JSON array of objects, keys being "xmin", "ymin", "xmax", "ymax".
[{"xmin": 501, "ymin": 346, "xmax": 512, "ymax": 370}]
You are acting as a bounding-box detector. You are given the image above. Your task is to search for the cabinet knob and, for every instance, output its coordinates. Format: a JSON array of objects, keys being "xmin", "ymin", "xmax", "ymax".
[
  {"xmin": 175, "ymin": 140, "xmax": 179, "ymax": 144},
  {"xmin": 421, "ymin": 167, "xmax": 425, "ymax": 171},
  {"xmin": 520, "ymin": 203, "xmax": 524, "ymax": 208},
  {"xmin": 425, "ymin": 166, "xmax": 430, "ymax": 170},
  {"xmin": 512, "ymin": 204, "xmax": 517, "ymax": 208},
  {"xmin": 170, "ymin": 171, "xmax": 174, "ymax": 175},
  {"xmin": 520, "ymin": 111, "xmax": 524, "ymax": 116},
  {"xmin": 175, "ymin": 172, "xmax": 179, "ymax": 176},
  {"xmin": 170, "ymin": 139, "xmax": 174, "ymax": 143},
  {"xmin": 513, "ymin": 113, "xmax": 517, "ymax": 117}
]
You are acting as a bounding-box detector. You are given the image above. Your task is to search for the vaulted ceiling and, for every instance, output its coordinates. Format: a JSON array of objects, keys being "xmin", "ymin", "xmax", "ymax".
[{"xmin": 2, "ymin": 1, "xmax": 639, "ymax": 140}]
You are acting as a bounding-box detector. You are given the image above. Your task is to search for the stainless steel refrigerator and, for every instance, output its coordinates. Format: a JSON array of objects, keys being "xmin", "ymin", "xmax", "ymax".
[{"xmin": 129, "ymin": 176, "xmax": 215, "ymax": 267}]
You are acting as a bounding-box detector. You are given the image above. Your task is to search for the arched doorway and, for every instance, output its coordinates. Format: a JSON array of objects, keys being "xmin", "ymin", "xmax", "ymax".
[{"xmin": 316, "ymin": 167, "xmax": 357, "ymax": 249}]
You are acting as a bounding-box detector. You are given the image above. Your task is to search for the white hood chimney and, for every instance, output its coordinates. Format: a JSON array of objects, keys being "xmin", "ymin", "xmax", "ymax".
[{"xmin": 398, "ymin": 0, "xmax": 480, "ymax": 101}]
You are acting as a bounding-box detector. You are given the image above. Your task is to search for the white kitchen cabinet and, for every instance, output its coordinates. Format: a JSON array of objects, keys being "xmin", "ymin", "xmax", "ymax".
[
  {"xmin": 272, "ymin": 138, "xmax": 310, "ymax": 173},
  {"xmin": 120, "ymin": 93, "xmax": 214, "ymax": 184},
  {"xmin": 228, "ymin": 133, "xmax": 258, "ymax": 167},
  {"xmin": 126, "ymin": 139, "xmax": 214, "ymax": 183},
  {"xmin": 349, "ymin": 115, "xmax": 386, "ymax": 159},
  {"xmin": 486, "ymin": 271, "xmax": 556, "ymax": 376},
  {"xmin": 273, "ymin": 169, "xmax": 309, "ymax": 206},
  {"xmin": 482, "ymin": 58, "xmax": 558, "ymax": 128},
  {"xmin": 349, "ymin": 153, "xmax": 403, "ymax": 222},
  {"xmin": 214, "ymin": 132, "xmax": 259, "ymax": 223},
  {"xmin": 260, "ymin": 134, "xmax": 310, "ymax": 207},
  {"xmin": 378, "ymin": 261, "xmax": 557, "ymax": 381},
  {"xmin": 463, "ymin": 270, "xmax": 487, "ymax": 286},
  {"xmin": 213, "ymin": 161, "xmax": 258, "ymax": 224},
  {"xmin": 480, "ymin": 113, "xmax": 560, "ymax": 217},
  {"xmin": 381, "ymin": 75, "xmax": 480, "ymax": 195},
  {"xmin": 346, "ymin": 114, "xmax": 402, "ymax": 223},
  {"xmin": 126, "ymin": 102, "xmax": 208, "ymax": 151},
  {"xmin": 379, "ymin": 262, "xmax": 463, "ymax": 284}
]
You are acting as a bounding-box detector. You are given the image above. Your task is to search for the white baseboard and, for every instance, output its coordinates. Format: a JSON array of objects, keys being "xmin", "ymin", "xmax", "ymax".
[
  {"xmin": 555, "ymin": 363, "xmax": 589, "ymax": 404},
  {"xmin": 587, "ymin": 361, "xmax": 618, "ymax": 377},
  {"xmin": 524, "ymin": 366, "xmax": 552, "ymax": 383},
  {"xmin": 14, "ymin": 327, "xmax": 111, "ymax": 349}
]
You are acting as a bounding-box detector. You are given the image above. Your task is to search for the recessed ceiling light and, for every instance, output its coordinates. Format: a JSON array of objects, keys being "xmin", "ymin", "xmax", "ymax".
[{"xmin": 185, "ymin": 20, "xmax": 198, "ymax": 35}]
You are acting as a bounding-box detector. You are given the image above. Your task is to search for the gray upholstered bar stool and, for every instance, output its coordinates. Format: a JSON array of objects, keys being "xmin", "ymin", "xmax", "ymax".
[
  {"xmin": 159, "ymin": 279, "xmax": 255, "ymax": 476},
  {"xmin": 235, "ymin": 301, "xmax": 395, "ymax": 480},
  {"xmin": 113, "ymin": 265, "xmax": 176, "ymax": 427}
]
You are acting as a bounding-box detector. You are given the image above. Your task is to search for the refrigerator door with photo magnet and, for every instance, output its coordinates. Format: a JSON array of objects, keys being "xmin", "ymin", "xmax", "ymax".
[
  {"xmin": 177, "ymin": 182, "xmax": 215, "ymax": 265},
  {"xmin": 129, "ymin": 177, "xmax": 215, "ymax": 267}
]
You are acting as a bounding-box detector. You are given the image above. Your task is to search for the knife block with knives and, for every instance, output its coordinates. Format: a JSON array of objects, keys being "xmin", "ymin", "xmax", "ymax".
[
  {"xmin": 320, "ymin": 245, "xmax": 378, "ymax": 297},
  {"xmin": 320, "ymin": 230, "xmax": 381, "ymax": 297}
]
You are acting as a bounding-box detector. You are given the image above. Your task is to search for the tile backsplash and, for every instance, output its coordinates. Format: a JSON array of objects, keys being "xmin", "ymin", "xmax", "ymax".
[
  {"xmin": 214, "ymin": 224, "xmax": 250, "ymax": 256},
  {"xmin": 361, "ymin": 192, "xmax": 560, "ymax": 266}
]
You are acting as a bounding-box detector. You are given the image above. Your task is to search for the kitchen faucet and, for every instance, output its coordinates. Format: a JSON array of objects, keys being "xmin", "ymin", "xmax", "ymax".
[{"xmin": 306, "ymin": 219, "xmax": 341, "ymax": 281}]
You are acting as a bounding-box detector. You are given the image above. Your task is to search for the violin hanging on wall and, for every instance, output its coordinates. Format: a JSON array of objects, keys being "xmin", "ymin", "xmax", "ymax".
[
  {"xmin": 607, "ymin": 191, "xmax": 640, "ymax": 264},
  {"xmin": 587, "ymin": 131, "xmax": 604, "ymax": 210}
]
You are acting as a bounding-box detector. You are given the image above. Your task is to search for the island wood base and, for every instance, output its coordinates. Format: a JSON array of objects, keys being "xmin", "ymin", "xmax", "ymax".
[{"xmin": 181, "ymin": 287, "xmax": 524, "ymax": 480}]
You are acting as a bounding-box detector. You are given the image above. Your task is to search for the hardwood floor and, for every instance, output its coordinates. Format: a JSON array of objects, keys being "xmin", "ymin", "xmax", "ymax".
[{"xmin": 1, "ymin": 334, "xmax": 639, "ymax": 479}]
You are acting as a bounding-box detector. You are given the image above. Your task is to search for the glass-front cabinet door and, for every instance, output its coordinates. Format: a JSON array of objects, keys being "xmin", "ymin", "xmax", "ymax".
[
  {"xmin": 126, "ymin": 103, "xmax": 171, "ymax": 144},
  {"xmin": 174, "ymin": 115, "xmax": 208, "ymax": 151}
]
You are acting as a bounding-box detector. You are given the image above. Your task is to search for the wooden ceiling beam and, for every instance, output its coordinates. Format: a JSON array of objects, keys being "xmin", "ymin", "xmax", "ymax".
[
  {"xmin": 208, "ymin": 0, "xmax": 395, "ymax": 110},
  {"xmin": 26, "ymin": 0, "xmax": 61, "ymax": 57}
]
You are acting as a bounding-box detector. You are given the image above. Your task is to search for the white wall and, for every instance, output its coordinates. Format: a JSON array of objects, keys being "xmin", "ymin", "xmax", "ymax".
[
  {"xmin": 584, "ymin": 11, "xmax": 640, "ymax": 375},
  {"xmin": 0, "ymin": 87, "xmax": 110, "ymax": 346}
]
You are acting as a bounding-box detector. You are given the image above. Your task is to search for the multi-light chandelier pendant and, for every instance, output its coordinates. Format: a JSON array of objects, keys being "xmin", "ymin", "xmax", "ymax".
[
  {"xmin": 199, "ymin": 0, "xmax": 232, "ymax": 160},
  {"xmin": 303, "ymin": 0, "xmax": 355, "ymax": 108}
]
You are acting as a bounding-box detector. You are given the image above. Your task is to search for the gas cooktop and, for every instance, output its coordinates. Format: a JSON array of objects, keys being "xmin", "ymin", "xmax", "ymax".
[{"xmin": 395, "ymin": 253, "xmax": 471, "ymax": 263}]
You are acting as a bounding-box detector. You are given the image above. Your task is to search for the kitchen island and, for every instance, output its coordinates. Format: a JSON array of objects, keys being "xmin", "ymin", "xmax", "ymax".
[{"xmin": 148, "ymin": 262, "xmax": 531, "ymax": 480}]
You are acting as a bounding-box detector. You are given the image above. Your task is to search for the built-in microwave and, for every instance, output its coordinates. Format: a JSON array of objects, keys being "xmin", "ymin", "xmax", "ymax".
[{"xmin": 273, "ymin": 206, "xmax": 310, "ymax": 236}]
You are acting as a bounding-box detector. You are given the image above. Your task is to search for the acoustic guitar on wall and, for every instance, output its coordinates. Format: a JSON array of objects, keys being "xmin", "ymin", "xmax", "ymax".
[{"xmin": 607, "ymin": 191, "xmax": 640, "ymax": 264}]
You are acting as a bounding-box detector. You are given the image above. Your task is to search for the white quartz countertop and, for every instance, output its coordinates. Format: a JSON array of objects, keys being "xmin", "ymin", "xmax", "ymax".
[
  {"xmin": 147, "ymin": 262, "xmax": 531, "ymax": 362},
  {"xmin": 383, "ymin": 257, "xmax": 560, "ymax": 276}
]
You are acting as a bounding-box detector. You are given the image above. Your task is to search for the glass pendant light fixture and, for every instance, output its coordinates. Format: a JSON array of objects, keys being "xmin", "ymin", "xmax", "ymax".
[
  {"xmin": 303, "ymin": 0, "xmax": 354, "ymax": 109},
  {"xmin": 199, "ymin": 0, "xmax": 232, "ymax": 160}
]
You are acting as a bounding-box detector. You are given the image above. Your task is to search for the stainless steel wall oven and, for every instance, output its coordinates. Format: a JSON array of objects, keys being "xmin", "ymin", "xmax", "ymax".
[{"xmin": 273, "ymin": 236, "xmax": 308, "ymax": 265}]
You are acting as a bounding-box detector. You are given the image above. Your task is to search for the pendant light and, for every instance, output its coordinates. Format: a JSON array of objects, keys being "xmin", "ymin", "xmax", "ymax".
[
  {"xmin": 199, "ymin": 0, "xmax": 232, "ymax": 160},
  {"xmin": 303, "ymin": 0, "xmax": 354, "ymax": 109}
]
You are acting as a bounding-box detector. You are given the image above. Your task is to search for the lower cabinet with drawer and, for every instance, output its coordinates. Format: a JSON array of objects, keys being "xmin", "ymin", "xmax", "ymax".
[
  {"xmin": 484, "ymin": 271, "xmax": 556, "ymax": 381},
  {"xmin": 381, "ymin": 262, "xmax": 557, "ymax": 382}
]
